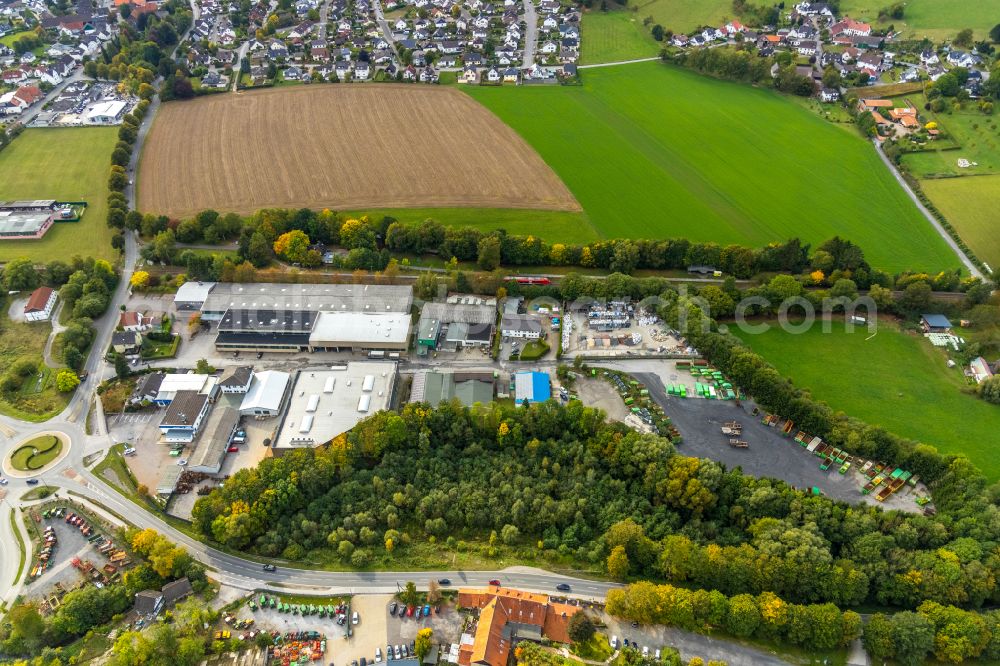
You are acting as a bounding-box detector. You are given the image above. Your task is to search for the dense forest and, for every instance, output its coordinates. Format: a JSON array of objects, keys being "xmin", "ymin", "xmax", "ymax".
[{"xmin": 192, "ymin": 401, "xmax": 999, "ymax": 613}]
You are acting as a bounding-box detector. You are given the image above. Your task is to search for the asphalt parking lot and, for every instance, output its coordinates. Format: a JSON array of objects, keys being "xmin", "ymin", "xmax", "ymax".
[{"xmin": 634, "ymin": 372, "xmax": 882, "ymax": 505}]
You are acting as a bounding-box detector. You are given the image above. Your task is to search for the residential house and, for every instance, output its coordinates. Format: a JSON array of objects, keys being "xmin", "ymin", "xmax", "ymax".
[
  {"xmin": 23, "ymin": 286, "xmax": 57, "ymax": 321},
  {"xmin": 819, "ymin": 87, "xmax": 839, "ymax": 102},
  {"xmin": 112, "ymin": 331, "xmax": 143, "ymax": 354},
  {"xmin": 119, "ymin": 311, "xmax": 152, "ymax": 332}
]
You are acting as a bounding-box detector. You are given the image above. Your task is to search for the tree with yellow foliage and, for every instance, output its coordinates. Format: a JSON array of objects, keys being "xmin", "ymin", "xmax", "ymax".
[
  {"xmin": 415, "ymin": 628, "xmax": 434, "ymax": 661},
  {"xmin": 130, "ymin": 270, "xmax": 150, "ymax": 289}
]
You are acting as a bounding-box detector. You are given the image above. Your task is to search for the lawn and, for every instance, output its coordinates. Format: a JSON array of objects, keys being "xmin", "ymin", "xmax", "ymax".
[
  {"xmin": 0, "ymin": 301, "xmax": 70, "ymax": 422},
  {"xmin": 920, "ymin": 175, "xmax": 1000, "ymax": 271},
  {"xmin": 580, "ymin": 9, "xmax": 660, "ymax": 64},
  {"xmin": 630, "ymin": 0, "xmax": 732, "ymax": 34},
  {"xmin": 345, "ymin": 207, "xmax": 600, "ymax": 244},
  {"xmin": 465, "ymin": 62, "xmax": 959, "ymax": 273},
  {"xmin": 838, "ymin": 0, "xmax": 1000, "ymax": 40},
  {"xmin": 899, "ymin": 101, "xmax": 1000, "ymax": 179},
  {"xmin": 9, "ymin": 435, "xmax": 63, "ymax": 471},
  {"xmin": 140, "ymin": 334, "xmax": 180, "ymax": 360},
  {"xmin": 0, "ymin": 127, "xmax": 118, "ymax": 264},
  {"xmin": 731, "ymin": 319, "xmax": 1000, "ymax": 481}
]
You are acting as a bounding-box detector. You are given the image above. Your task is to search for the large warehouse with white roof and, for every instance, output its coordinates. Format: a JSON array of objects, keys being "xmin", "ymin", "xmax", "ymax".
[{"xmin": 272, "ymin": 362, "xmax": 397, "ymax": 452}]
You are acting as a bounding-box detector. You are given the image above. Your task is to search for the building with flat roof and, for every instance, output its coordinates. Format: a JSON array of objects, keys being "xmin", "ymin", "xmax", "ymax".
[
  {"xmin": 159, "ymin": 390, "xmax": 212, "ymax": 443},
  {"xmin": 174, "ymin": 281, "xmax": 217, "ymax": 311},
  {"xmin": 199, "ymin": 283, "xmax": 413, "ymax": 320},
  {"xmin": 239, "ymin": 370, "xmax": 291, "ymax": 417},
  {"xmin": 272, "ymin": 363, "xmax": 397, "ymax": 451},
  {"xmin": 214, "ymin": 308, "xmax": 317, "ymax": 352},
  {"xmin": 0, "ymin": 209, "xmax": 55, "ymax": 239},
  {"xmin": 308, "ymin": 311, "xmax": 411, "ymax": 352},
  {"xmin": 514, "ymin": 371, "xmax": 550, "ymax": 405},
  {"xmin": 154, "ymin": 373, "xmax": 218, "ymax": 405},
  {"xmin": 24, "ymin": 286, "xmax": 57, "ymax": 321},
  {"xmin": 86, "ymin": 100, "xmax": 127, "ymax": 123}
]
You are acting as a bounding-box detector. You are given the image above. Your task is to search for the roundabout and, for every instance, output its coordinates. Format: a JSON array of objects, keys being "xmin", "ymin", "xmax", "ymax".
[{"xmin": 3, "ymin": 431, "xmax": 71, "ymax": 478}]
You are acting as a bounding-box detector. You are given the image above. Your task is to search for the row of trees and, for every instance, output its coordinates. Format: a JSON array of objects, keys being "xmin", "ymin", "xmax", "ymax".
[
  {"xmin": 669, "ymin": 46, "xmax": 816, "ymax": 97},
  {"xmin": 192, "ymin": 399, "xmax": 999, "ymax": 612},
  {"xmin": 607, "ymin": 582, "xmax": 860, "ymax": 651},
  {"xmin": 863, "ymin": 603, "xmax": 1000, "ymax": 665},
  {"xmin": 107, "ymin": 98, "xmax": 152, "ymax": 235}
]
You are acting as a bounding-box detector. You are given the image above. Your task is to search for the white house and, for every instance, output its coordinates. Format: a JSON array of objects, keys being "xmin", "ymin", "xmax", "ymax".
[
  {"xmin": 501, "ymin": 315, "xmax": 542, "ymax": 339},
  {"xmin": 24, "ymin": 286, "xmax": 57, "ymax": 321}
]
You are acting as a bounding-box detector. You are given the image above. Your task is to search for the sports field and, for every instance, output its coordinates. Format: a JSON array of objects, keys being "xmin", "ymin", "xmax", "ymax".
[
  {"xmin": 732, "ymin": 320, "xmax": 1000, "ymax": 481},
  {"xmin": 631, "ymin": 0, "xmax": 732, "ymax": 34},
  {"xmin": 137, "ymin": 85, "xmax": 580, "ymax": 218},
  {"xmin": 839, "ymin": 0, "xmax": 1000, "ymax": 40},
  {"xmin": 0, "ymin": 127, "xmax": 117, "ymax": 263},
  {"xmin": 580, "ymin": 10, "xmax": 659, "ymax": 64},
  {"xmin": 920, "ymin": 175, "xmax": 1000, "ymax": 271},
  {"xmin": 466, "ymin": 62, "xmax": 959, "ymax": 272}
]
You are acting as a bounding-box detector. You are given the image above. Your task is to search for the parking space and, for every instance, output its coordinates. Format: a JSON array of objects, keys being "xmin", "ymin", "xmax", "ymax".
[{"xmin": 113, "ymin": 412, "xmax": 155, "ymax": 426}]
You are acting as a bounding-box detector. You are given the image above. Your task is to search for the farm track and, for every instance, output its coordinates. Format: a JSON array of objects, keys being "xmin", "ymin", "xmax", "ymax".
[{"xmin": 137, "ymin": 85, "xmax": 581, "ymax": 218}]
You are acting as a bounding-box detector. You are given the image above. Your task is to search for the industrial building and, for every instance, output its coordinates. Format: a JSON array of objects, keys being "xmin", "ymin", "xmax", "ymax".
[
  {"xmin": 159, "ymin": 391, "xmax": 212, "ymax": 443},
  {"xmin": 409, "ymin": 371, "xmax": 495, "ymax": 407},
  {"xmin": 416, "ymin": 301, "xmax": 496, "ymax": 352},
  {"xmin": 0, "ymin": 200, "xmax": 58, "ymax": 239},
  {"xmin": 238, "ymin": 370, "xmax": 291, "ymax": 417},
  {"xmin": 171, "ymin": 282, "xmax": 415, "ymax": 354},
  {"xmin": 514, "ymin": 372, "xmax": 551, "ymax": 405},
  {"xmin": 188, "ymin": 401, "xmax": 240, "ymax": 474},
  {"xmin": 153, "ymin": 373, "xmax": 219, "ymax": 405},
  {"xmin": 272, "ymin": 362, "xmax": 397, "ymax": 451},
  {"xmin": 501, "ymin": 315, "xmax": 543, "ymax": 340}
]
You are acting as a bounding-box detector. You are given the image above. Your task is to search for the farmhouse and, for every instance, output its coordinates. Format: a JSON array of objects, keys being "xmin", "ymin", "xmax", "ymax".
[
  {"xmin": 457, "ymin": 586, "xmax": 579, "ymax": 666},
  {"xmin": 271, "ymin": 362, "xmax": 397, "ymax": 452},
  {"xmin": 23, "ymin": 286, "xmax": 57, "ymax": 322}
]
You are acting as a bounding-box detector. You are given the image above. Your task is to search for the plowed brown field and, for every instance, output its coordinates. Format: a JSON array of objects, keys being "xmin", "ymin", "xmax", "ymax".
[{"xmin": 137, "ymin": 84, "xmax": 581, "ymax": 218}]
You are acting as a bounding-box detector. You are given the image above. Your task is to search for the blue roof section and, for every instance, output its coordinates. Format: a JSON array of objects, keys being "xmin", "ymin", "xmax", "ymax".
[
  {"xmin": 514, "ymin": 371, "xmax": 550, "ymax": 404},
  {"xmin": 921, "ymin": 314, "xmax": 953, "ymax": 328}
]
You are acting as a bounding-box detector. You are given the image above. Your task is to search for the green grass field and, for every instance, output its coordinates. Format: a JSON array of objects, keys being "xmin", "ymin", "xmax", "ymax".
[
  {"xmin": 630, "ymin": 0, "xmax": 732, "ymax": 34},
  {"xmin": 732, "ymin": 320, "xmax": 1000, "ymax": 481},
  {"xmin": 465, "ymin": 62, "xmax": 959, "ymax": 272},
  {"xmin": 10, "ymin": 435, "xmax": 63, "ymax": 471},
  {"xmin": 347, "ymin": 207, "xmax": 600, "ymax": 243},
  {"xmin": 0, "ymin": 127, "xmax": 117, "ymax": 264},
  {"xmin": 839, "ymin": 0, "xmax": 1000, "ymax": 40},
  {"xmin": 920, "ymin": 175, "xmax": 1000, "ymax": 271},
  {"xmin": 580, "ymin": 10, "xmax": 660, "ymax": 64}
]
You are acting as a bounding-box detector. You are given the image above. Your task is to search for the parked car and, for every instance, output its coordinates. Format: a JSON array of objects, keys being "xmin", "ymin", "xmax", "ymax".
[
  {"xmin": 406, "ymin": 606, "xmax": 414, "ymax": 617},
  {"xmin": 387, "ymin": 644, "xmax": 393, "ymax": 660},
  {"xmin": 352, "ymin": 611, "xmax": 359, "ymax": 625},
  {"xmin": 177, "ymin": 459, "xmax": 188, "ymax": 466},
  {"xmin": 375, "ymin": 648, "xmax": 382, "ymax": 662},
  {"xmin": 655, "ymin": 649, "xmax": 661, "ymax": 659},
  {"xmin": 227, "ymin": 446, "xmax": 239, "ymax": 453},
  {"xmin": 401, "ymin": 646, "xmax": 408, "ymax": 658},
  {"xmin": 389, "ymin": 602, "xmax": 397, "ymax": 616},
  {"xmin": 423, "ymin": 605, "xmax": 431, "ymax": 617},
  {"xmin": 360, "ymin": 658, "xmax": 366, "ymax": 666},
  {"xmin": 610, "ymin": 636, "xmax": 618, "ymax": 649},
  {"xmin": 262, "ymin": 564, "xmax": 276, "ymax": 572},
  {"xmin": 394, "ymin": 646, "xmax": 402, "ymax": 660},
  {"xmin": 556, "ymin": 583, "xmax": 571, "ymax": 592},
  {"xmin": 642, "ymin": 647, "xmax": 649, "ymax": 658}
]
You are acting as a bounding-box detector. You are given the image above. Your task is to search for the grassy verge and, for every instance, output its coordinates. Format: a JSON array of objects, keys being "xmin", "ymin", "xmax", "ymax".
[
  {"xmin": 141, "ymin": 335, "xmax": 180, "ymax": 359},
  {"xmin": 11, "ymin": 508, "xmax": 26, "ymax": 586},
  {"xmin": 0, "ymin": 303, "xmax": 71, "ymax": 422},
  {"xmin": 10, "ymin": 435, "xmax": 63, "ymax": 471},
  {"xmin": 20, "ymin": 486, "xmax": 58, "ymax": 501},
  {"xmin": 516, "ymin": 339, "xmax": 551, "ymax": 360}
]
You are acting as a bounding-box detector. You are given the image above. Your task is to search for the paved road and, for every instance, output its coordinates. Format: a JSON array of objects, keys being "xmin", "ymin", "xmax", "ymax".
[
  {"xmin": 372, "ymin": 0, "xmax": 399, "ymax": 61},
  {"xmin": 872, "ymin": 139, "xmax": 984, "ymax": 279},
  {"xmin": 579, "ymin": 57, "xmax": 660, "ymax": 69},
  {"xmin": 521, "ymin": 0, "xmax": 537, "ymax": 68}
]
